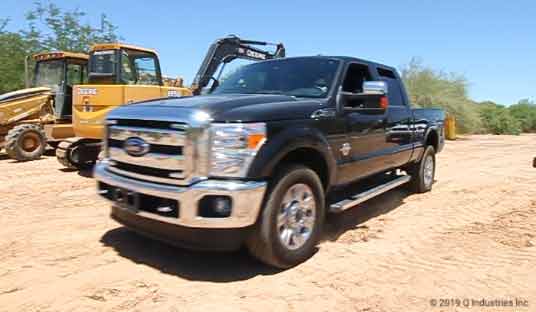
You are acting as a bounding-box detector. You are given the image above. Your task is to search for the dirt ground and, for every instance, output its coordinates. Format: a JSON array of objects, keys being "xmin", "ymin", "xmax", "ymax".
[{"xmin": 0, "ymin": 134, "xmax": 535, "ymax": 312}]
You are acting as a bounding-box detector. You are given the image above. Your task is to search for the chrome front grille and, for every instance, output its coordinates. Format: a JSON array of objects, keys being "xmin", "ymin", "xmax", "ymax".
[
  {"xmin": 109, "ymin": 126, "xmax": 186, "ymax": 145},
  {"xmin": 106, "ymin": 124, "xmax": 192, "ymax": 185}
]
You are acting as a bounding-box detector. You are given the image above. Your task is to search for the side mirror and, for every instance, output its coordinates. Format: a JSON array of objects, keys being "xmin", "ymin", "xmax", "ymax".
[
  {"xmin": 337, "ymin": 81, "xmax": 389, "ymax": 113},
  {"xmin": 362, "ymin": 81, "xmax": 388, "ymax": 95}
]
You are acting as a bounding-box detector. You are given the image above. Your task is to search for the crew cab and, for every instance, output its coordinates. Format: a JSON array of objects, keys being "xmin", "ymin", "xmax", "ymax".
[{"xmin": 95, "ymin": 56, "xmax": 445, "ymax": 268}]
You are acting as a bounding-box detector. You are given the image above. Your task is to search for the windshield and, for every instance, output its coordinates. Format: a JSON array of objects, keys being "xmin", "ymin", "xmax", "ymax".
[
  {"xmin": 34, "ymin": 60, "xmax": 64, "ymax": 90},
  {"xmin": 89, "ymin": 50, "xmax": 116, "ymax": 75},
  {"xmin": 212, "ymin": 58, "xmax": 340, "ymax": 98}
]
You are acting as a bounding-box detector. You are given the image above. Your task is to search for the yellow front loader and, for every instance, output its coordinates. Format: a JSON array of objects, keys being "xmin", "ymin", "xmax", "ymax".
[
  {"xmin": 0, "ymin": 52, "xmax": 88, "ymax": 161},
  {"xmin": 56, "ymin": 43, "xmax": 192, "ymax": 169}
]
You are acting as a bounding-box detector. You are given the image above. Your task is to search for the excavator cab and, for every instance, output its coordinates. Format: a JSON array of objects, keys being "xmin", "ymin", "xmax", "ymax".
[{"xmin": 87, "ymin": 45, "xmax": 163, "ymax": 86}]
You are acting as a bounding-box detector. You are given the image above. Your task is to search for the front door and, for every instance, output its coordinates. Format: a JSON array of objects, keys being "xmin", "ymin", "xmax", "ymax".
[{"xmin": 336, "ymin": 63, "xmax": 390, "ymax": 184}]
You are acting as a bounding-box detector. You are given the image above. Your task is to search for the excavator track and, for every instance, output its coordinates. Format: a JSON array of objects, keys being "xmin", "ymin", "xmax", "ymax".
[
  {"xmin": 56, "ymin": 137, "xmax": 81, "ymax": 169},
  {"xmin": 56, "ymin": 137, "xmax": 102, "ymax": 170}
]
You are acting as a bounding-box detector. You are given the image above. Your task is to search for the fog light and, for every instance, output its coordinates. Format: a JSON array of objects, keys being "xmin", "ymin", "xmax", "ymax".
[
  {"xmin": 198, "ymin": 196, "xmax": 233, "ymax": 218},
  {"xmin": 214, "ymin": 197, "xmax": 231, "ymax": 215},
  {"xmin": 156, "ymin": 206, "xmax": 173, "ymax": 213}
]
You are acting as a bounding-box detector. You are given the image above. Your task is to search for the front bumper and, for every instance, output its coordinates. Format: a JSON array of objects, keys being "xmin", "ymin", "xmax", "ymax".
[{"xmin": 94, "ymin": 161, "xmax": 267, "ymax": 229}]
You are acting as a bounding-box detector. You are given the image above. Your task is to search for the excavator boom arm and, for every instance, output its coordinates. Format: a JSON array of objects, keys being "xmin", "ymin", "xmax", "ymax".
[{"xmin": 192, "ymin": 36, "xmax": 285, "ymax": 95}]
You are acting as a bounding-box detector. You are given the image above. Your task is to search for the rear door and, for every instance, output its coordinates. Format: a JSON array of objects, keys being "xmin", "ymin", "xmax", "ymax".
[{"xmin": 376, "ymin": 66, "xmax": 414, "ymax": 168}]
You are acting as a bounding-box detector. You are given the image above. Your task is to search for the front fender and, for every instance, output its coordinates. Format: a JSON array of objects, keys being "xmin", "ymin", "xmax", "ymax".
[{"xmin": 247, "ymin": 125, "xmax": 337, "ymax": 188}]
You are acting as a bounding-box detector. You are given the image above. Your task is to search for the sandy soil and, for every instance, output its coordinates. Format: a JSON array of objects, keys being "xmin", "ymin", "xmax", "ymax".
[{"xmin": 0, "ymin": 134, "xmax": 535, "ymax": 312}]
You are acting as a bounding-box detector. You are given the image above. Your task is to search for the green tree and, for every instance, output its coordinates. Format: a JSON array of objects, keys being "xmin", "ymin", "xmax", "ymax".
[
  {"xmin": 23, "ymin": 2, "xmax": 120, "ymax": 53},
  {"xmin": 0, "ymin": 1, "xmax": 121, "ymax": 93},
  {"xmin": 0, "ymin": 19, "xmax": 33, "ymax": 93}
]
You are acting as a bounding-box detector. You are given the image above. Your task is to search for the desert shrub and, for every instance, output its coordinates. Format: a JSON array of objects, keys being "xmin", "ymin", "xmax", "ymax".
[
  {"xmin": 508, "ymin": 99, "xmax": 536, "ymax": 132},
  {"xmin": 479, "ymin": 102, "xmax": 521, "ymax": 135}
]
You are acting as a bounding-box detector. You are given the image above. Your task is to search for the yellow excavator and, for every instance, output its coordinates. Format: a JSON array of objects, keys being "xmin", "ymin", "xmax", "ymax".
[
  {"xmin": 56, "ymin": 36, "xmax": 285, "ymax": 169},
  {"xmin": 55, "ymin": 43, "xmax": 191, "ymax": 169},
  {"xmin": 0, "ymin": 51, "xmax": 88, "ymax": 161}
]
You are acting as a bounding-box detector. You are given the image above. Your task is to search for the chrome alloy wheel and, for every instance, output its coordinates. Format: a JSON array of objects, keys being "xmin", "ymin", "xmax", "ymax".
[
  {"xmin": 277, "ymin": 183, "xmax": 316, "ymax": 250},
  {"xmin": 423, "ymin": 155, "xmax": 434, "ymax": 188}
]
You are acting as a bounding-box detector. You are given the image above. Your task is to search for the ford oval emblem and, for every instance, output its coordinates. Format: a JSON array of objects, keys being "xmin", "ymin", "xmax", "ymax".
[{"xmin": 123, "ymin": 137, "xmax": 150, "ymax": 157}]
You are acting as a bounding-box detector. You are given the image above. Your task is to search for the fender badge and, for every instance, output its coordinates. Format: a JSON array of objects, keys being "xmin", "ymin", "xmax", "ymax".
[{"xmin": 340, "ymin": 143, "xmax": 351, "ymax": 156}]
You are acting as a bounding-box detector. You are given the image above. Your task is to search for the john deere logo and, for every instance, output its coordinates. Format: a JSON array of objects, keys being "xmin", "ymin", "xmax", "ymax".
[{"xmin": 124, "ymin": 137, "xmax": 150, "ymax": 157}]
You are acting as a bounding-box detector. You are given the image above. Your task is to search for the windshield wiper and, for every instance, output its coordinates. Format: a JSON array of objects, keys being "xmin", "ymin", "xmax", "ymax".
[
  {"xmin": 214, "ymin": 89, "xmax": 285, "ymax": 95},
  {"xmin": 249, "ymin": 90, "xmax": 285, "ymax": 95}
]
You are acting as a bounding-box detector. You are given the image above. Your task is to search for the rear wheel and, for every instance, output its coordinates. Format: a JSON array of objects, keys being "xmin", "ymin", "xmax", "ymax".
[
  {"xmin": 407, "ymin": 145, "xmax": 436, "ymax": 193},
  {"xmin": 5, "ymin": 124, "xmax": 47, "ymax": 161},
  {"xmin": 247, "ymin": 165, "xmax": 325, "ymax": 268}
]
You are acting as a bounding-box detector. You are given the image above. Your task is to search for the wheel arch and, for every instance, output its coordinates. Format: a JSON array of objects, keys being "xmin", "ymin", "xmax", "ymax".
[
  {"xmin": 424, "ymin": 127, "xmax": 439, "ymax": 151},
  {"xmin": 247, "ymin": 127, "xmax": 337, "ymax": 191}
]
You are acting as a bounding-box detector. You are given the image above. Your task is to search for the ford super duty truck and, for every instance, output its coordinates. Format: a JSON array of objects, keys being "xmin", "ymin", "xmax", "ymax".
[{"xmin": 95, "ymin": 56, "xmax": 445, "ymax": 268}]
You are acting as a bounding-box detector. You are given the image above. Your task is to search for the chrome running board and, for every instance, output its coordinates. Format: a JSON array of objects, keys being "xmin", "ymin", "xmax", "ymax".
[{"xmin": 329, "ymin": 175, "xmax": 411, "ymax": 213}]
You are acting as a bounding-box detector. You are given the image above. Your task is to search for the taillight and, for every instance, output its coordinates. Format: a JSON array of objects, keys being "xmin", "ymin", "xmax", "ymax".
[{"xmin": 380, "ymin": 96, "xmax": 389, "ymax": 109}]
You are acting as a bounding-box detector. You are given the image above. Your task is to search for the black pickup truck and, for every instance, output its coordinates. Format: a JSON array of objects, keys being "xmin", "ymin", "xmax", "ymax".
[{"xmin": 95, "ymin": 56, "xmax": 445, "ymax": 268}]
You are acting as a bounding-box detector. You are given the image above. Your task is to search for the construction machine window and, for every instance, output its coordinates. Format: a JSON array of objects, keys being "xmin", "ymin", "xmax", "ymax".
[
  {"xmin": 120, "ymin": 51, "xmax": 136, "ymax": 84},
  {"xmin": 212, "ymin": 58, "xmax": 340, "ymax": 98},
  {"xmin": 89, "ymin": 50, "xmax": 116, "ymax": 76},
  {"xmin": 119, "ymin": 49, "xmax": 160, "ymax": 85},
  {"xmin": 133, "ymin": 57, "xmax": 159, "ymax": 85},
  {"xmin": 34, "ymin": 60, "xmax": 64, "ymax": 91},
  {"xmin": 66, "ymin": 63, "xmax": 84, "ymax": 86}
]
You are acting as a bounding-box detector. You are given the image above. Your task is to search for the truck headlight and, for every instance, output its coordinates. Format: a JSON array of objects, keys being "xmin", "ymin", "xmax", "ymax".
[{"xmin": 209, "ymin": 123, "xmax": 266, "ymax": 178}]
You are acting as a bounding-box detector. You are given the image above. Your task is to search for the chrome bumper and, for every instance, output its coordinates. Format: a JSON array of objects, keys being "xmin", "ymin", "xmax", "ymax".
[{"xmin": 94, "ymin": 161, "xmax": 267, "ymax": 229}]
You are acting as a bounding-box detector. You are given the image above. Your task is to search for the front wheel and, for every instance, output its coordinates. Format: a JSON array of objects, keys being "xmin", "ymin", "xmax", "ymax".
[
  {"xmin": 247, "ymin": 165, "xmax": 325, "ymax": 268},
  {"xmin": 407, "ymin": 145, "xmax": 436, "ymax": 193}
]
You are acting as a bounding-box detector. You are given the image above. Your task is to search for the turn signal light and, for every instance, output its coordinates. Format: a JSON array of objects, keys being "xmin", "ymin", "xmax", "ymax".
[{"xmin": 247, "ymin": 133, "xmax": 266, "ymax": 149}]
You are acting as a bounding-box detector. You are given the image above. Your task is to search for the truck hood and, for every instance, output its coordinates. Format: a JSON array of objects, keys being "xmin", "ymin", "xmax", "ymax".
[
  {"xmin": 107, "ymin": 94, "xmax": 327, "ymax": 123},
  {"xmin": 0, "ymin": 87, "xmax": 52, "ymax": 104}
]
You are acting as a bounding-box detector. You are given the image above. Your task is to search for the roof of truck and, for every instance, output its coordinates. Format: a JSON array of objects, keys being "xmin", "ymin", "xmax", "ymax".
[
  {"xmin": 32, "ymin": 51, "xmax": 89, "ymax": 61},
  {"xmin": 260, "ymin": 55, "xmax": 397, "ymax": 72},
  {"xmin": 90, "ymin": 43, "xmax": 157, "ymax": 55}
]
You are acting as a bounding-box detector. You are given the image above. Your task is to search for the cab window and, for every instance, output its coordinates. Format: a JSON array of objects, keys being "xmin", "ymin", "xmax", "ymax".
[
  {"xmin": 378, "ymin": 67, "xmax": 405, "ymax": 106},
  {"xmin": 120, "ymin": 49, "xmax": 161, "ymax": 85},
  {"xmin": 66, "ymin": 63, "xmax": 84, "ymax": 86},
  {"xmin": 134, "ymin": 57, "xmax": 159, "ymax": 85},
  {"xmin": 341, "ymin": 63, "xmax": 373, "ymax": 108},
  {"xmin": 120, "ymin": 51, "xmax": 136, "ymax": 84}
]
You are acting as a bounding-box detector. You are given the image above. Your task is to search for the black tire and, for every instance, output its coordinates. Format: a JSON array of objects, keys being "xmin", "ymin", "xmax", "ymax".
[
  {"xmin": 247, "ymin": 165, "xmax": 325, "ymax": 268},
  {"xmin": 5, "ymin": 124, "xmax": 47, "ymax": 161},
  {"xmin": 407, "ymin": 145, "xmax": 436, "ymax": 193}
]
